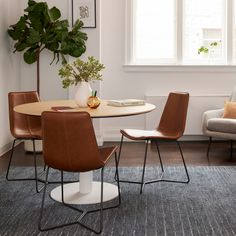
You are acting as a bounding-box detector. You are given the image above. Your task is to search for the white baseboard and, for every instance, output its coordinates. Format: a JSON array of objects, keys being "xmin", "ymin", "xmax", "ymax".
[
  {"xmin": 0, "ymin": 142, "xmax": 12, "ymax": 157},
  {"xmin": 96, "ymin": 134, "xmax": 104, "ymax": 146},
  {"xmin": 0, "ymin": 140, "xmax": 22, "ymax": 157},
  {"xmin": 179, "ymin": 135, "xmax": 209, "ymax": 141},
  {"xmin": 0, "ymin": 135, "xmax": 210, "ymax": 157}
]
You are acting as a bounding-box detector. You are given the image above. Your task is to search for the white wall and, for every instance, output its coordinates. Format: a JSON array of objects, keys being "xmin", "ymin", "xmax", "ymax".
[
  {"xmin": 100, "ymin": 0, "xmax": 236, "ymax": 140},
  {"xmin": 0, "ymin": 0, "xmax": 24, "ymax": 155}
]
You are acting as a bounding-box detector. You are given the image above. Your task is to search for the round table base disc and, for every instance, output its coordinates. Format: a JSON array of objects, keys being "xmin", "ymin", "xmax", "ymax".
[{"xmin": 50, "ymin": 181, "xmax": 119, "ymax": 205}]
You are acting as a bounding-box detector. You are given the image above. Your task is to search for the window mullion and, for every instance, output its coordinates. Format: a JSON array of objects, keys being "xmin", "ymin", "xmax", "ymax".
[
  {"xmin": 177, "ymin": 0, "xmax": 183, "ymax": 64},
  {"xmin": 125, "ymin": 0, "xmax": 133, "ymax": 64},
  {"xmin": 227, "ymin": 0, "xmax": 234, "ymax": 64}
]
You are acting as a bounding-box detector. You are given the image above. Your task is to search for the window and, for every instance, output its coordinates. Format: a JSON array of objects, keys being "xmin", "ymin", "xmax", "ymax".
[
  {"xmin": 133, "ymin": 0, "xmax": 176, "ymax": 64},
  {"xmin": 126, "ymin": 0, "xmax": 236, "ymax": 66}
]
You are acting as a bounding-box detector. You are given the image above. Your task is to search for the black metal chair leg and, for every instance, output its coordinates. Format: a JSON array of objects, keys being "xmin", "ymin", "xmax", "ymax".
[
  {"xmin": 207, "ymin": 137, "xmax": 212, "ymax": 163},
  {"xmin": 154, "ymin": 141, "xmax": 164, "ymax": 172},
  {"xmin": 114, "ymin": 152, "xmax": 121, "ymax": 205},
  {"xmin": 38, "ymin": 167, "xmax": 50, "ymax": 231},
  {"xmin": 6, "ymin": 139, "xmax": 16, "ymax": 180},
  {"xmin": 117, "ymin": 135, "xmax": 124, "ymax": 165},
  {"xmin": 33, "ymin": 140, "xmax": 44, "ymax": 193},
  {"xmin": 61, "ymin": 170, "xmax": 65, "ymax": 203},
  {"xmin": 156, "ymin": 141, "xmax": 189, "ymax": 184},
  {"xmin": 140, "ymin": 140, "xmax": 149, "ymax": 194},
  {"xmin": 115, "ymin": 135, "xmax": 124, "ymax": 181},
  {"xmin": 6, "ymin": 139, "xmax": 44, "ymax": 185},
  {"xmin": 99, "ymin": 168, "xmax": 104, "ymax": 234},
  {"xmin": 177, "ymin": 141, "xmax": 190, "ymax": 183}
]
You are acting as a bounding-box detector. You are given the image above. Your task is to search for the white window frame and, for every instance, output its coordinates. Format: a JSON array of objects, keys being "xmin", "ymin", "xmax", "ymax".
[{"xmin": 124, "ymin": 0, "xmax": 236, "ymax": 72}]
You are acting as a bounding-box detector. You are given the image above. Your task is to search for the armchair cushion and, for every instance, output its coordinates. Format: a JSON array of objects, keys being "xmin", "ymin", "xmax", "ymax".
[
  {"xmin": 207, "ymin": 118, "xmax": 236, "ymax": 134},
  {"xmin": 223, "ymin": 101, "xmax": 236, "ymax": 119},
  {"xmin": 202, "ymin": 109, "xmax": 224, "ymax": 134}
]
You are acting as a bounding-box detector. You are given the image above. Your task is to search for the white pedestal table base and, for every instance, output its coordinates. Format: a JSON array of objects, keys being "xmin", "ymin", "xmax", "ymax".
[
  {"xmin": 24, "ymin": 140, "xmax": 42, "ymax": 152},
  {"xmin": 50, "ymin": 181, "xmax": 118, "ymax": 205}
]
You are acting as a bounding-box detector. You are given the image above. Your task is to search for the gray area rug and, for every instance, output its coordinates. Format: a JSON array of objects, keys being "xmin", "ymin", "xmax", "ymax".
[{"xmin": 0, "ymin": 166, "xmax": 236, "ymax": 236}]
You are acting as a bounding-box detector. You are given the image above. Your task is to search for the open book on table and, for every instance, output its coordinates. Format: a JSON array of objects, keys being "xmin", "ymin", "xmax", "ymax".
[
  {"xmin": 107, "ymin": 99, "xmax": 145, "ymax": 107},
  {"xmin": 51, "ymin": 106, "xmax": 76, "ymax": 112}
]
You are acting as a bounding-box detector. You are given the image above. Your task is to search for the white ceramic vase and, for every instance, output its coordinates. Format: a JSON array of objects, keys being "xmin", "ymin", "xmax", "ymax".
[{"xmin": 75, "ymin": 81, "xmax": 92, "ymax": 107}]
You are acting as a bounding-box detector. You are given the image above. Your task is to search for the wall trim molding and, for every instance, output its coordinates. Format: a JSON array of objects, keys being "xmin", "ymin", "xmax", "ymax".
[
  {"xmin": 0, "ymin": 140, "xmax": 21, "ymax": 157},
  {"xmin": 0, "ymin": 141, "xmax": 13, "ymax": 157},
  {"xmin": 123, "ymin": 65, "xmax": 236, "ymax": 73}
]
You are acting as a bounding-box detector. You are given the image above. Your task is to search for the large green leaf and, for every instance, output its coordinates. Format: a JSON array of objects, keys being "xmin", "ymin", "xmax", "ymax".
[
  {"xmin": 45, "ymin": 42, "xmax": 59, "ymax": 51},
  {"xmin": 69, "ymin": 46, "xmax": 86, "ymax": 57},
  {"xmin": 24, "ymin": 0, "xmax": 36, "ymax": 12},
  {"xmin": 61, "ymin": 39, "xmax": 86, "ymax": 57},
  {"xmin": 15, "ymin": 16, "xmax": 27, "ymax": 31},
  {"xmin": 8, "ymin": 29, "xmax": 20, "ymax": 40},
  {"xmin": 28, "ymin": 2, "xmax": 48, "ymax": 32},
  {"xmin": 28, "ymin": 0, "xmax": 36, "ymax": 7},
  {"xmin": 49, "ymin": 7, "xmax": 61, "ymax": 21},
  {"xmin": 15, "ymin": 42, "xmax": 28, "ymax": 51},
  {"xmin": 60, "ymin": 40, "xmax": 72, "ymax": 54},
  {"xmin": 42, "ymin": 32, "xmax": 55, "ymax": 44},
  {"xmin": 26, "ymin": 28, "xmax": 40, "ymax": 44},
  {"xmin": 53, "ymin": 20, "xmax": 69, "ymax": 31},
  {"xmin": 73, "ymin": 19, "xmax": 84, "ymax": 30},
  {"xmin": 70, "ymin": 31, "xmax": 88, "ymax": 42},
  {"xmin": 23, "ymin": 48, "xmax": 38, "ymax": 64},
  {"xmin": 55, "ymin": 30, "xmax": 68, "ymax": 41}
]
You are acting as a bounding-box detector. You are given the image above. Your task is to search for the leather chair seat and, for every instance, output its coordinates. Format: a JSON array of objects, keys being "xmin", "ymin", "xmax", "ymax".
[
  {"xmin": 99, "ymin": 146, "xmax": 117, "ymax": 164},
  {"xmin": 14, "ymin": 127, "xmax": 42, "ymax": 139},
  {"xmin": 207, "ymin": 118, "xmax": 236, "ymax": 134},
  {"xmin": 121, "ymin": 129, "xmax": 181, "ymax": 140}
]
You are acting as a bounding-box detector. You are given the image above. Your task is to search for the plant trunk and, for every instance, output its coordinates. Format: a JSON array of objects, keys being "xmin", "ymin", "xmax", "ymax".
[{"xmin": 36, "ymin": 48, "xmax": 40, "ymax": 96}]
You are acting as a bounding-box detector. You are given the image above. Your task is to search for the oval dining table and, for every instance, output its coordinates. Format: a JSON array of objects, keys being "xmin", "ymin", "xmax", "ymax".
[{"xmin": 14, "ymin": 99, "xmax": 156, "ymax": 205}]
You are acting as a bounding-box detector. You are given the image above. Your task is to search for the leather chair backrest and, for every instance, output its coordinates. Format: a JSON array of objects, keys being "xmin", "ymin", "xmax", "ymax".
[
  {"xmin": 157, "ymin": 92, "xmax": 189, "ymax": 138},
  {"xmin": 42, "ymin": 111, "xmax": 104, "ymax": 172},
  {"xmin": 8, "ymin": 91, "xmax": 41, "ymax": 138}
]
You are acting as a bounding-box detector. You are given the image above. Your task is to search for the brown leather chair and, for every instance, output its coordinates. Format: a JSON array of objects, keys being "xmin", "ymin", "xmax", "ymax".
[
  {"xmin": 38, "ymin": 111, "xmax": 121, "ymax": 234},
  {"xmin": 117, "ymin": 92, "xmax": 190, "ymax": 193},
  {"xmin": 7, "ymin": 91, "xmax": 44, "ymax": 193}
]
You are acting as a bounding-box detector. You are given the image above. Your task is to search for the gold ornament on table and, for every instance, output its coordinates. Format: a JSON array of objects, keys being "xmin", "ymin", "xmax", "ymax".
[{"xmin": 87, "ymin": 91, "xmax": 101, "ymax": 109}]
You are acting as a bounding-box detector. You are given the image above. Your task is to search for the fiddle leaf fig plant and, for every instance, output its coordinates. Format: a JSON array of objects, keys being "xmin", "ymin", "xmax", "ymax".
[{"xmin": 7, "ymin": 0, "xmax": 87, "ymax": 94}]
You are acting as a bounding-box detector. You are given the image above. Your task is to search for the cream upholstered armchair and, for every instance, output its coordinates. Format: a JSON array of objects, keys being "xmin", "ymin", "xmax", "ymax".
[{"xmin": 202, "ymin": 86, "xmax": 236, "ymax": 159}]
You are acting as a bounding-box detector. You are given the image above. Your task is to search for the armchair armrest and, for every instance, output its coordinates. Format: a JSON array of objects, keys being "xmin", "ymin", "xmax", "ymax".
[{"xmin": 202, "ymin": 108, "xmax": 224, "ymax": 134}]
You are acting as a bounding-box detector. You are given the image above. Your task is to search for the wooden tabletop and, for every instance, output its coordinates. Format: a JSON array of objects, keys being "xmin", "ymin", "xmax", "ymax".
[{"xmin": 14, "ymin": 100, "xmax": 156, "ymax": 118}]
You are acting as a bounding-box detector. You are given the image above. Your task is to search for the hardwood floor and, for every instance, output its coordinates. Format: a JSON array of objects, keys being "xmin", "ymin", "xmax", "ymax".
[
  {"xmin": 0, "ymin": 140, "xmax": 236, "ymax": 174},
  {"xmin": 105, "ymin": 140, "xmax": 236, "ymax": 166}
]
